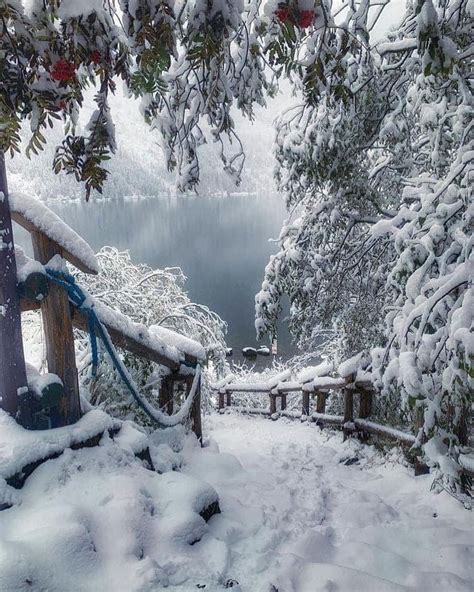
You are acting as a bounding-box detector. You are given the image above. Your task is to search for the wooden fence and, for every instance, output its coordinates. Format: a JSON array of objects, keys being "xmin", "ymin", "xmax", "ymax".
[
  {"xmin": 212, "ymin": 370, "xmax": 419, "ymax": 448},
  {"xmin": 212, "ymin": 370, "xmax": 474, "ymax": 479},
  {"xmin": 7, "ymin": 195, "xmax": 203, "ymax": 439}
]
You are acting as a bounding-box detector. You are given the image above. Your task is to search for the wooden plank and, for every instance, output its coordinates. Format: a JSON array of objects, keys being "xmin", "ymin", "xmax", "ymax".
[
  {"xmin": 159, "ymin": 374, "xmax": 174, "ymax": 415},
  {"xmin": 71, "ymin": 306, "xmax": 180, "ymax": 371},
  {"xmin": 225, "ymin": 385, "xmax": 271, "ymax": 393},
  {"xmin": 218, "ymin": 392, "xmax": 225, "ymax": 410},
  {"xmin": 188, "ymin": 374, "xmax": 202, "ymax": 443},
  {"xmin": 11, "ymin": 210, "xmax": 98, "ymax": 275},
  {"xmin": 233, "ymin": 406, "xmax": 271, "ymax": 416},
  {"xmin": 344, "ymin": 390, "xmax": 354, "ymax": 423},
  {"xmin": 19, "ymin": 297, "xmax": 41, "ymax": 313},
  {"xmin": 31, "ymin": 231, "xmax": 81, "ymax": 425},
  {"xmin": 354, "ymin": 419, "xmax": 416, "ymax": 445},
  {"xmin": 343, "ymin": 374, "xmax": 355, "ymax": 423},
  {"xmin": 269, "ymin": 394, "xmax": 277, "ymax": 415},
  {"xmin": 22, "ymin": 299, "xmax": 187, "ymax": 372},
  {"xmin": 312, "ymin": 412, "xmax": 344, "ymax": 425},
  {"xmin": 226, "ymin": 392, "xmax": 232, "ymax": 407},
  {"xmin": 359, "ymin": 389, "xmax": 372, "ymax": 419},
  {"xmin": 277, "ymin": 384, "xmax": 306, "ymax": 394},
  {"xmin": 280, "ymin": 394, "xmax": 287, "ymax": 411}
]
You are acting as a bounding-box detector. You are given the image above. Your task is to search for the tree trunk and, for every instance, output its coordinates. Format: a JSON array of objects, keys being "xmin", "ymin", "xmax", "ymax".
[{"xmin": 0, "ymin": 152, "xmax": 28, "ymax": 420}]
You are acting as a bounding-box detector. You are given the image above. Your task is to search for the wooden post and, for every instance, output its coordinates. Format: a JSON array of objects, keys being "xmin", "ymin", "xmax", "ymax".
[
  {"xmin": 302, "ymin": 390, "xmax": 310, "ymax": 415},
  {"xmin": 189, "ymin": 373, "xmax": 202, "ymax": 443},
  {"xmin": 159, "ymin": 373, "xmax": 174, "ymax": 415},
  {"xmin": 280, "ymin": 394, "xmax": 287, "ymax": 411},
  {"xmin": 414, "ymin": 402, "xmax": 430, "ymax": 476},
  {"xmin": 357, "ymin": 388, "xmax": 373, "ymax": 442},
  {"xmin": 226, "ymin": 391, "xmax": 231, "ymax": 407},
  {"xmin": 31, "ymin": 231, "xmax": 81, "ymax": 425},
  {"xmin": 269, "ymin": 394, "xmax": 277, "ymax": 414},
  {"xmin": 344, "ymin": 390, "xmax": 354, "ymax": 423},
  {"xmin": 218, "ymin": 391, "xmax": 225, "ymax": 410},
  {"xmin": 359, "ymin": 388, "xmax": 372, "ymax": 419},
  {"xmin": 343, "ymin": 374, "xmax": 355, "ymax": 439},
  {"xmin": 0, "ymin": 152, "xmax": 28, "ymax": 420},
  {"xmin": 316, "ymin": 390, "xmax": 326, "ymax": 413}
]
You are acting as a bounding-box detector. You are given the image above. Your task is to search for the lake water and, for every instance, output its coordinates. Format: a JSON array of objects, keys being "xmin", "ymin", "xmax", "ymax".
[{"xmin": 14, "ymin": 193, "xmax": 298, "ymax": 364}]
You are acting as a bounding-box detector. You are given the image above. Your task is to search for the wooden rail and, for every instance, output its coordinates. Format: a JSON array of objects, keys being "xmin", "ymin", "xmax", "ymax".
[{"xmin": 211, "ymin": 371, "xmax": 418, "ymax": 448}]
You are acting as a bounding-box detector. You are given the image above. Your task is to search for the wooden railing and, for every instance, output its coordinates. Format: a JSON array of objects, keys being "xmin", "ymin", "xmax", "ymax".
[
  {"xmin": 214, "ymin": 373, "xmax": 474, "ymax": 480},
  {"xmin": 9, "ymin": 195, "xmax": 203, "ymax": 439},
  {"xmin": 212, "ymin": 370, "xmax": 417, "ymax": 446}
]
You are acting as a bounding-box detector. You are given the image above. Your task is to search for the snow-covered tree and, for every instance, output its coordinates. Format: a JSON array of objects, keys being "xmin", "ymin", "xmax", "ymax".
[
  {"xmin": 255, "ymin": 0, "xmax": 398, "ymax": 358},
  {"xmin": 256, "ymin": 0, "xmax": 473, "ymax": 495}
]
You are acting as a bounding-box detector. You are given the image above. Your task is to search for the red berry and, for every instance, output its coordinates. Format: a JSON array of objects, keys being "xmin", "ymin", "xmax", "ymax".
[
  {"xmin": 51, "ymin": 59, "xmax": 76, "ymax": 82},
  {"xmin": 275, "ymin": 7, "xmax": 290, "ymax": 23},
  {"xmin": 58, "ymin": 100, "xmax": 66, "ymax": 110},
  {"xmin": 90, "ymin": 50, "xmax": 101, "ymax": 65},
  {"xmin": 299, "ymin": 10, "xmax": 314, "ymax": 28}
]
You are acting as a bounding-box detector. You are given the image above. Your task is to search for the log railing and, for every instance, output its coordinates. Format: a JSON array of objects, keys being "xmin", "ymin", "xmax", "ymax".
[{"xmin": 211, "ymin": 371, "xmax": 416, "ymax": 446}]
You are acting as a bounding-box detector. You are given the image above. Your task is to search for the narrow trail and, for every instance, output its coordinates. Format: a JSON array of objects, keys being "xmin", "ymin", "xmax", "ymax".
[{"xmin": 185, "ymin": 413, "xmax": 473, "ymax": 592}]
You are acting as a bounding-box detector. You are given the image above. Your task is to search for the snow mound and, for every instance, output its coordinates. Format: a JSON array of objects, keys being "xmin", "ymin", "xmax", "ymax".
[
  {"xmin": 0, "ymin": 409, "xmax": 117, "ymax": 481},
  {"xmin": 0, "ymin": 425, "xmax": 225, "ymax": 592}
]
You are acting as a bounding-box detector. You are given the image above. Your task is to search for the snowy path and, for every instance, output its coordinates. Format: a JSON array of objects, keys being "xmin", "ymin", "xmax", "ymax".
[{"xmin": 185, "ymin": 413, "xmax": 474, "ymax": 592}]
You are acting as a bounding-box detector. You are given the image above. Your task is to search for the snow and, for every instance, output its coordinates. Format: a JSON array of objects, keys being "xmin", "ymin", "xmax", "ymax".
[
  {"xmin": 0, "ymin": 428, "xmax": 222, "ymax": 591},
  {"xmin": 211, "ymin": 374, "xmax": 236, "ymax": 391},
  {"xmin": 14, "ymin": 245, "xmax": 44, "ymax": 283},
  {"xmin": 377, "ymin": 38, "xmax": 418, "ymax": 55},
  {"xmin": 192, "ymin": 415, "xmax": 473, "ymax": 591},
  {"xmin": 25, "ymin": 362, "xmax": 62, "ymax": 396},
  {"xmin": 296, "ymin": 360, "xmax": 334, "ymax": 383},
  {"xmin": 1, "ymin": 413, "xmax": 472, "ymax": 591},
  {"xmin": 92, "ymin": 299, "xmax": 193, "ymax": 365},
  {"xmin": 9, "ymin": 192, "xmax": 99, "ymax": 274},
  {"xmin": 459, "ymin": 454, "xmax": 474, "ymax": 474},
  {"xmin": 58, "ymin": 0, "xmax": 106, "ymax": 20},
  {"xmin": 266, "ymin": 369, "xmax": 292, "ymax": 389},
  {"xmin": 338, "ymin": 351, "xmax": 370, "ymax": 378},
  {"xmin": 150, "ymin": 324, "xmax": 206, "ymax": 361},
  {"xmin": 312, "ymin": 376, "xmax": 346, "ymax": 389},
  {"xmin": 0, "ymin": 409, "xmax": 117, "ymax": 480}
]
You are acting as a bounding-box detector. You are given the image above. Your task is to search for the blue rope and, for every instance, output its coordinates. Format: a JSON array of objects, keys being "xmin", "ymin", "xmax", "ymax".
[
  {"xmin": 44, "ymin": 268, "xmax": 194, "ymax": 424},
  {"xmin": 45, "ymin": 269, "xmax": 100, "ymax": 375}
]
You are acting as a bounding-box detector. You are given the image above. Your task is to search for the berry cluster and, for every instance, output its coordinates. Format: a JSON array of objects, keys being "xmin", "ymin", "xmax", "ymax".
[
  {"xmin": 275, "ymin": 5, "xmax": 315, "ymax": 28},
  {"xmin": 90, "ymin": 50, "xmax": 101, "ymax": 65},
  {"xmin": 51, "ymin": 59, "xmax": 76, "ymax": 82}
]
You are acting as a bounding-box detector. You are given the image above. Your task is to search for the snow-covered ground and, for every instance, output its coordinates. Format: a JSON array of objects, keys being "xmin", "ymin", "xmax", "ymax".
[
  {"xmin": 1, "ymin": 413, "xmax": 472, "ymax": 591},
  {"xmin": 197, "ymin": 414, "xmax": 473, "ymax": 592}
]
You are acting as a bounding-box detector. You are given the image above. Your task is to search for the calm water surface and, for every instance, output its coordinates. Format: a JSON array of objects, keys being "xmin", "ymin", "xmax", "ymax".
[{"xmin": 15, "ymin": 194, "xmax": 298, "ymax": 363}]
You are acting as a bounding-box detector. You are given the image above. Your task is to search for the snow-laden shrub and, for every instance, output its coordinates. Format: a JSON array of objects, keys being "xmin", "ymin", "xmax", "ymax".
[{"xmin": 224, "ymin": 360, "xmax": 290, "ymax": 410}]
